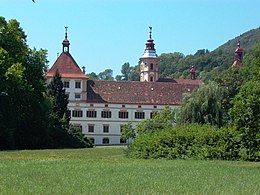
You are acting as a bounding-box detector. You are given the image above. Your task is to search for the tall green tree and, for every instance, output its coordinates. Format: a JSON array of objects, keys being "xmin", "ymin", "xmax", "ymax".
[
  {"xmin": 47, "ymin": 70, "xmax": 69, "ymax": 122},
  {"xmin": 0, "ymin": 17, "xmax": 50, "ymax": 149},
  {"xmin": 177, "ymin": 81, "xmax": 224, "ymax": 127},
  {"xmin": 230, "ymin": 79, "xmax": 260, "ymax": 160},
  {"xmin": 229, "ymin": 43, "xmax": 260, "ymax": 161}
]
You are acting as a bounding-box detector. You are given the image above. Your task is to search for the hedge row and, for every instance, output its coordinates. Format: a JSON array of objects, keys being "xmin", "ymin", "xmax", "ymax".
[{"xmin": 127, "ymin": 124, "xmax": 241, "ymax": 160}]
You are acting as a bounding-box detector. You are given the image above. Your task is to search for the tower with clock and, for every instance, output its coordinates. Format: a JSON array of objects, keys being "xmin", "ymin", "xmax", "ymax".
[{"xmin": 140, "ymin": 27, "xmax": 159, "ymax": 82}]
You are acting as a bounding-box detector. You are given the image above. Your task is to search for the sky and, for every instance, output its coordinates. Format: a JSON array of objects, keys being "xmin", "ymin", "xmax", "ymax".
[{"xmin": 1, "ymin": 0, "xmax": 260, "ymax": 76}]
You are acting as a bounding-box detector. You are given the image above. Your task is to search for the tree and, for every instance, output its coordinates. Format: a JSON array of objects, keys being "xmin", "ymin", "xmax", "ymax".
[
  {"xmin": 121, "ymin": 62, "xmax": 131, "ymax": 80},
  {"xmin": 177, "ymin": 81, "xmax": 224, "ymax": 127},
  {"xmin": 0, "ymin": 17, "xmax": 50, "ymax": 149},
  {"xmin": 116, "ymin": 63, "xmax": 140, "ymax": 81},
  {"xmin": 229, "ymin": 43, "xmax": 260, "ymax": 161},
  {"xmin": 47, "ymin": 70, "xmax": 91, "ymax": 148},
  {"xmin": 88, "ymin": 72, "xmax": 99, "ymax": 80},
  {"xmin": 47, "ymin": 70, "xmax": 69, "ymax": 122},
  {"xmin": 98, "ymin": 69, "xmax": 114, "ymax": 80},
  {"xmin": 136, "ymin": 106, "xmax": 175, "ymax": 135},
  {"xmin": 230, "ymin": 79, "xmax": 260, "ymax": 160},
  {"xmin": 128, "ymin": 65, "xmax": 140, "ymax": 81},
  {"xmin": 121, "ymin": 122, "xmax": 135, "ymax": 144}
]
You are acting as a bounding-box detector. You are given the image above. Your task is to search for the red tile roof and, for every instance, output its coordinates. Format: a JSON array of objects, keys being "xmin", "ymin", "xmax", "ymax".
[
  {"xmin": 86, "ymin": 80, "xmax": 200, "ymax": 105},
  {"xmin": 46, "ymin": 52, "xmax": 87, "ymax": 79}
]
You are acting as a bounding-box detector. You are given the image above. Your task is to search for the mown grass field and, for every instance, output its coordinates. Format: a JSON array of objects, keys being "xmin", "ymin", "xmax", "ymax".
[{"xmin": 0, "ymin": 147, "xmax": 259, "ymax": 195}]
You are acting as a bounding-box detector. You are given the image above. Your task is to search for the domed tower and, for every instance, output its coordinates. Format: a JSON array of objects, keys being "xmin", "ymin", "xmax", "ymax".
[
  {"xmin": 140, "ymin": 27, "xmax": 159, "ymax": 82},
  {"xmin": 232, "ymin": 41, "xmax": 243, "ymax": 66}
]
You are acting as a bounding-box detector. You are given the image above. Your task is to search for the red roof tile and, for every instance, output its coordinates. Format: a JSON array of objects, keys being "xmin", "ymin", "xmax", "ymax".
[
  {"xmin": 86, "ymin": 80, "xmax": 200, "ymax": 105},
  {"xmin": 46, "ymin": 52, "xmax": 87, "ymax": 79}
]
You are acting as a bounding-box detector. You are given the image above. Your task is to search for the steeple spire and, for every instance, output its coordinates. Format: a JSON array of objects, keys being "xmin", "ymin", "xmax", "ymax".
[
  {"xmin": 149, "ymin": 26, "xmax": 152, "ymax": 39},
  {"xmin": 62, "ymin": 26, "xmax": 70, "ymax": 53},
  {"xmin": 139, "ymin": 27, "xmax": 159, "ymax": 82},
  {"xmin": 65, "ymin": 26, "xmax": 68, "ymax": 39}
]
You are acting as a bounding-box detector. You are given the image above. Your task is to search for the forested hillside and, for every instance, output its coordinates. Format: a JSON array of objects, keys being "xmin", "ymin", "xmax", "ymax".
[
  {"xmin": 112, "ymin": 27, "xmax": 260, "ymax": 82},
  {"xmin": 158, "ymin": 27, "xmax": 260, "ymax": 81}
]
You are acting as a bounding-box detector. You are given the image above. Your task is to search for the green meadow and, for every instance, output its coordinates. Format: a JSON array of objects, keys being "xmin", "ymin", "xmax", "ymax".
[{"xmin": 0, "ymin": 147, "xmax": 259, "ymax": 195}]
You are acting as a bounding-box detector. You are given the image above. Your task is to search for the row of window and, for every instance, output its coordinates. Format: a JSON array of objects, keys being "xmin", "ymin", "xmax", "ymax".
[
  {"xmin": 63, "ymin": 81, "xmax": 81, "ymax": 89},
  {"xmin": 89, "ymin": 137, "xmax": 126, "ymax": 145},
  {"xmin": 87, "ymin": 124, "xmax": 124, "ymax": 133},
  {"xmin": 70, "ymin": 110, "xmax": 157, "ymax": 119}
]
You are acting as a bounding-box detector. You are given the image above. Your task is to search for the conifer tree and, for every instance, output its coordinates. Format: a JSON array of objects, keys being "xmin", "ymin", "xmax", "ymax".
[{"xmin": 47, "ymin": 69, "xmax": 70, "ymax": 124}]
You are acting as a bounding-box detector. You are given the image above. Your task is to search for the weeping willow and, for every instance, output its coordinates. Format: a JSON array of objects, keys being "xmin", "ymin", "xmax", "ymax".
[{"xmin": 177, "ymin": 81, "xmax": 224, "ymax": 127}]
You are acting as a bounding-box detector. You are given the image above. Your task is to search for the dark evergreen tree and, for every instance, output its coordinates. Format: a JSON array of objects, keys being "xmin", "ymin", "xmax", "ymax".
[
  {"xmin": 47, "ymin": 70, "xmax": 92, "ymax": 148},
  {"xmin": 47, "ymin": 69, "xmax": 69, "ymax": 123}
]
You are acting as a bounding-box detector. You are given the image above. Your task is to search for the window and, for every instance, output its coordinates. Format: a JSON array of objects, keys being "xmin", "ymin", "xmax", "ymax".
[
  {"xmin": 75, "ymin": 81, "xmax": 81, "ymax": 88},
  {"xmin": 138, "ymin": 105, "xmax": 142, "ymax": 108},
  {"xmin": 153, "ymin": 105, "xmax": 157, "ymax": 109},
  {"xmin": 90, "ymin": 104, "xmax": 94, "ymax": 107},
  {"xmin": 103, "ymin": 125, "xmax": 109, "ymax": 133},
  {"xmin": 103, "ymin": 138, "xmax": 109, "ymax": 144},
  {"xmin": 75, "ymin": 94, "xmax": 81, "ymax": 100},
  {"xmin": 89, "ymin": 138, "xmax": 95, "ymax": 144},
  {"xmin": 135, "ymin": 111, "xmax": 145, "ymax": 119},
  {"xmin": 150, "ymin": 76, "xmax": 153, "ymax": 82},
  {"xmin": 88, "ymin": 125, "xmax": 94, "ymax": 133},
  {"xmin": 72, "ymin": 110, "xmax": 83, "ymax": 117},
  {"xmin": 120, "ymin": 138, "xmax": 126, "ymax": 144},
  {"xmin": 150, "ymin": 63, "xmax": 154, "ymax": 70},
  {"xmin": 122, "ymin": 105, "xmax": 125, "ymax": 108},
  {"xmin": 105, "ymin": 104, "xmax": 108, "ymax": 107},
  {"xmin": 86, "ymin": 110, "xmax": 97, "ymax": 118},
  {"xmin": 118, "ymin": 111, "xmax": 129, "ymax": 119},
  {"xmin": 64, "ymin": 81, "xmax": 70, "ymax": 88},
  {"xmin": 101, "ymin": 111, "xmax": 112, "ymax": 118}
]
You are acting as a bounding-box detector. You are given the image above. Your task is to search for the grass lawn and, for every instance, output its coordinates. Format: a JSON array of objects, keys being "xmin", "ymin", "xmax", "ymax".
[{"xmin": 0, "ymin": 147, "xmax": 259, "ymax": 195}]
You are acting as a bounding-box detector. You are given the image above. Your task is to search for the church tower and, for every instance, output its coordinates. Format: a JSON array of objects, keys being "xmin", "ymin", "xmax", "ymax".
[
  {"xmin": 140, "ymin": 27, "xmax": 159, "ymax": 82},
  {"xmin": 232, "ymin": 41, "xmax": 243, "ymax": 66}
]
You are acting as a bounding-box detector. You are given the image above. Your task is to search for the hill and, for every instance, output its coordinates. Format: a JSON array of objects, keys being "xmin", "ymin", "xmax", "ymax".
[{"xmin": 158, "ymin": 27, "xmax": 260, "ymax": 81}]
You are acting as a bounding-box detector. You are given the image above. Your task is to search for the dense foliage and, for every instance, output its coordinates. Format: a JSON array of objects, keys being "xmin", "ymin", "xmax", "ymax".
[
  {"xmin": 128, "ymin": 124, "xmax": 240, "ymax": 160},
  {"xmin": 158, "ymin": 27, "xmax": 260, "ymax": 81},
  {"xmin": 177, "ymin": 81, "xmax": 224, "ymax": 127},
  {"xmin": 0, "ymin": 17, "xmax": 91, "ymax": 149},
  {"xmin": 127, "ymin": 42, "xmax": 260, "ymax": 162}
]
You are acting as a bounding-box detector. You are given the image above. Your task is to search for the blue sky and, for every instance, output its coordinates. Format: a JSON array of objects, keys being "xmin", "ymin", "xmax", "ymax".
[{"xmin": 1, "ymin": 0, "xmax": 260, "ymax": 76}]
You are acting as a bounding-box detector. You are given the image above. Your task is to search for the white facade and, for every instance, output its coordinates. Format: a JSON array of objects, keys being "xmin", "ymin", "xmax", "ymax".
[{"xmin": 68, "ymin": 101, "xmax": 177, "ymax": 145}]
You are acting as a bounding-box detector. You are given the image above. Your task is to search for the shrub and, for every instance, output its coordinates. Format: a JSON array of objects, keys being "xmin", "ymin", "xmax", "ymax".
[{"xmin": 127, "ymin": 124, "xmax": 240, "ymax": 160}]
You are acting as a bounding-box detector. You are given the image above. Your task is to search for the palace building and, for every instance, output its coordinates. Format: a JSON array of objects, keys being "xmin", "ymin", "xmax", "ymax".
[{"xmin": 46, "ymin": 27, "xmax": 201, "ymax": 145}]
